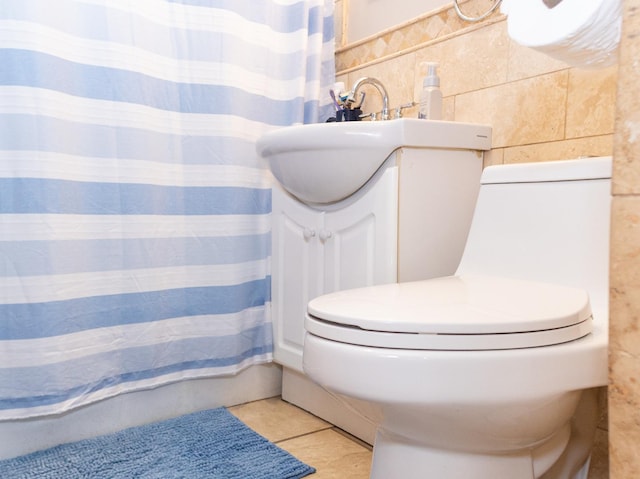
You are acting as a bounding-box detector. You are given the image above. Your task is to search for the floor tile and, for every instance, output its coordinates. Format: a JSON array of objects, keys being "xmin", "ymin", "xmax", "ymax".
[
  {"xmin": 228, "ymin": 397, "xmax": 331, "ymax": 443},
  {"xmin": 277, "ymin": 428, "xmax": 372, "ymax": 479}
]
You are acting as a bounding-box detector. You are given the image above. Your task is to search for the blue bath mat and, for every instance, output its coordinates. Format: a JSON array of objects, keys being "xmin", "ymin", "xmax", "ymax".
[{"xmin": 0, "ymin": 408, "xmax": 315, "ymax": 478}]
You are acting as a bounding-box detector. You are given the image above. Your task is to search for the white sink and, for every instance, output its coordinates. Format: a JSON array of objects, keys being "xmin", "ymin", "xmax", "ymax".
[{"xmin": 256, "ymin": 119, "xmax": 491, "ymax": 205}]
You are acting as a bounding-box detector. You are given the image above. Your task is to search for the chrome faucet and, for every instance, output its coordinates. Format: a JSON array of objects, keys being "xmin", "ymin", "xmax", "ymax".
[{"xmin": 348, "ymin": 77, "xmax": 390, "ymax": 121}]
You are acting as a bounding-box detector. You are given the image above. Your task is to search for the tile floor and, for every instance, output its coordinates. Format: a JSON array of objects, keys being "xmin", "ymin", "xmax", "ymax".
[
  {"xmin": 230, "ymin": 397, "xmax": 609, "ymax": 479},
  {"xmin": 229, "ymin": 397, "xmax": 372, "ymax": 478}
]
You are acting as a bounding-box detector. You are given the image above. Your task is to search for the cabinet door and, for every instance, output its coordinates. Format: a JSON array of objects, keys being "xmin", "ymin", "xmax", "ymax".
[
  {"xmin": 323, "ymin": 167, "xmax": 399, "ymax": 293},
  {"xmin": 271, "ymin": 186, "xmax": 324, "ymax": 371}
]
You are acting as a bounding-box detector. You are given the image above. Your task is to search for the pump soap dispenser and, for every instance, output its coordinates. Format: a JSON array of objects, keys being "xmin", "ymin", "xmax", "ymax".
[{"xmin": 418, "ymin": 62, "xmax": 442, "ymax": 120}]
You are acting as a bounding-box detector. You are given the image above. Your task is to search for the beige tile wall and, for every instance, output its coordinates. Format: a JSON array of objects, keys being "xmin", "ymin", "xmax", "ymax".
[
  {"xmin": 335, "ymin": 1, "xmax": 617, "ymax": 170},
  {"xmin": 610, "ymin": 1, "xmax": 640, "ymax": 477},
  {"xmin": 336, "ymin": 0, "xmax": 626, "ymax": 477}
]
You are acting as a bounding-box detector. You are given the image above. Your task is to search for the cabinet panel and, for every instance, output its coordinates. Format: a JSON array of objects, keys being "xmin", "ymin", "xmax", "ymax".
[
  {"xmin": 324, "ymin": 213, "xmax": 376, "ymax": 292},
  {"xmin": 324, "ymin": 167, "xmax": 398, "ymax": 293},
  {"xmin": 271, "ymin": 166, "xmax": 399, "ymax": 372},
  {"xmin": 271, "ymin": 186, "xmax": 324, "ymax": 370}
]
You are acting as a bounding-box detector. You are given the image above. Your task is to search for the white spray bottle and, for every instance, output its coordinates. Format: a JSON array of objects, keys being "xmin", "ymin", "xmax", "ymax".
[{"xmin": 418, "ymin": 62, "xmax": 442, "ymax": 120}]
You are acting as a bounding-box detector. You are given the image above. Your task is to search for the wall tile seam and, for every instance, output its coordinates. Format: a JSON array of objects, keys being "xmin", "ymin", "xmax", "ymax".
[
  {"xmin": 484, "ymin": 137, "xmax": 614, "ymax": 158},
  {"xmin": 335, "ymin": 17, "xmax": 505, "ymax": 76},
  {"xmin": 503, "ymin": 51, "xmax": 572, "ymax": 85},
  {"xmin": 610, "ymin": 192, "xmax": 640, "ymax": 198},
  {"xmin": 561, "ymin": 69, "xmax": 570, "ymax": 141},
  {"xmin": 448, "ymin": 68, "xmax": 571, "ymax": 106},
  {"xmin": 339, "ymin": 56, "xmax": 573, "ymax": 106},
  {"xmin": 338, "ymin": 28, "xmax": 604, "ymax": 92},
  {"xmin": 497, "ymin": 134, "xmax": 614, "ymax": 148}
]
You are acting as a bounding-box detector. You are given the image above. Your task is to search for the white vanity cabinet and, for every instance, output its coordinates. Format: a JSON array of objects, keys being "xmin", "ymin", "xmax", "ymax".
[
  {"xmin": 271, "ymin": 165, "xmax": 398, "ymax": 371},
  {"xmin": 271, "ymin": 145, "xmax": 484, "ymax": 376}
]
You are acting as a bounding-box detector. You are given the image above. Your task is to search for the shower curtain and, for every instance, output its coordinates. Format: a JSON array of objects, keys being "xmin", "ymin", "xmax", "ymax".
[{"xmin": 0, "ymin": 0, "xmax": 335, "ymax": 419}]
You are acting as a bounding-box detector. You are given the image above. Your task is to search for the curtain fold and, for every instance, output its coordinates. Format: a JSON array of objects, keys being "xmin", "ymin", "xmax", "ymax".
[{"xmin": 0, "ymin": 0, "xmax": 335, "ymax": 419}]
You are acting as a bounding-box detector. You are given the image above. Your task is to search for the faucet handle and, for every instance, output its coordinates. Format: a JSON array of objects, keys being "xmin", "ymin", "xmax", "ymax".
[
  {"xmin": 359, "ymin": 112, "xmax": 377, "ymax": 121},
  {"xmin": 393, "ymin": 102, "xmax": 417, "ymax": 119}
]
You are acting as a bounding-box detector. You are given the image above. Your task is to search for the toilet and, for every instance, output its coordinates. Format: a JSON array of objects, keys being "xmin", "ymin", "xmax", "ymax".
[{"xmin": 303, "ymin": 157, "xmax": 611, "ymax": 479}]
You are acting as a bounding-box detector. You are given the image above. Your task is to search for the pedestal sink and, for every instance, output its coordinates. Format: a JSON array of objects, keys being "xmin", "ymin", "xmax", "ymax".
[{"xmin": 256, "ymin": 119, "xmax": 492, "ymax": 204}]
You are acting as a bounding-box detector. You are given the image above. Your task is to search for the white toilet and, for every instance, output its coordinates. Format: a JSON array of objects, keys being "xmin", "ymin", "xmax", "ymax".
[{"xmin": 303, "ymin": 157, "xmax": 611, "ymax": 479}]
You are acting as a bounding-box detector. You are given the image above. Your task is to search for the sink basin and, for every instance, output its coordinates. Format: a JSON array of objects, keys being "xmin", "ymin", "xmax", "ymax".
[{"xmin": 256, "ymin": 119, "xmax": 492, "ymax": 205}]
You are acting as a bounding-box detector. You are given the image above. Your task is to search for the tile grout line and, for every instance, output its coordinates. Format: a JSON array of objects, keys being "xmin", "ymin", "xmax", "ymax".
[
  {"xmin": 330, "ymin": 427, "xmax": 373, "ymax": 451},
  {"xmin": 273, "ymin": 424, "xmax": 335, "ymax": 445}
]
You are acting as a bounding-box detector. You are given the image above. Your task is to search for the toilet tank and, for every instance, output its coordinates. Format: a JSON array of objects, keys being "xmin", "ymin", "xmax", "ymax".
[{"xmin": 455, "ymin": 157, "xmax": 612, "ymax": 318}]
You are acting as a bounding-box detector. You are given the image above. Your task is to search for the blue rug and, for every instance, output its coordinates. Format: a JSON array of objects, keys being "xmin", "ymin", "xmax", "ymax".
[{"xmin": 0, "ymin": 408, "xmax": 315, "ymax": 478}]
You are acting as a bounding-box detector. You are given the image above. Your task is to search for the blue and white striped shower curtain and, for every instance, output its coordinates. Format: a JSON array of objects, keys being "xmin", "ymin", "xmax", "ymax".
[{"xmin": 0, "ymin": 0, "xmax": 335, "ymax": 419}]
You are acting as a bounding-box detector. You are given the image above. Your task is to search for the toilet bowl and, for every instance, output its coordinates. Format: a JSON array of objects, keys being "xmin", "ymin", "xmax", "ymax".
[{"xmin": 303, "ymin": 157, "xmax": 611, "ymax": 479}]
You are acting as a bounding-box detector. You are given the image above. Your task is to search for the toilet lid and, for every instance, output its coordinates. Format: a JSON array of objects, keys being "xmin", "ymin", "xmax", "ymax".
[{"xmin": 305, "ymin": 275, "xmax": 593, "ymax": 350}]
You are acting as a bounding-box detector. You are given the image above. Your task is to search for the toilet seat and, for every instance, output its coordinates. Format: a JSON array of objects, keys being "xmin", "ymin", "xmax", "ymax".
[{"xmin": 305, "ymin": 275, "xmax": 593, "ymax": 350}]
